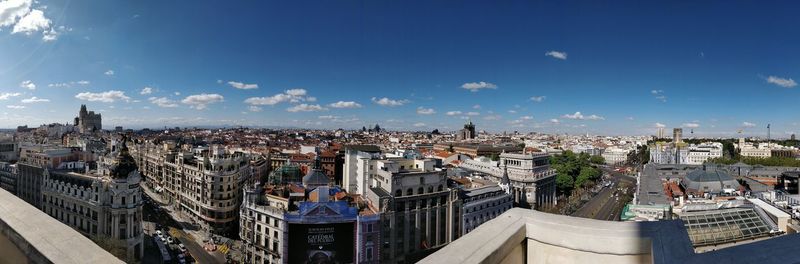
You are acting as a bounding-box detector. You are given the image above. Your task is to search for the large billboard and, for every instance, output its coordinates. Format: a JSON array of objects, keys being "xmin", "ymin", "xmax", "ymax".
[{"xmin": 288, "ymin": 222, "xmax": 355, "ymax": 264}]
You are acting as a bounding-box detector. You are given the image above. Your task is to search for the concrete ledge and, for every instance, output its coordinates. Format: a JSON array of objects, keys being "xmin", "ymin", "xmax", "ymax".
[
  {"xmin": 0, "ymin": 188, "xmax": 123, "ymax": 264},
  {"xmin": 418, "ymin": 208, "xmax": 529, "ymax": 264}
]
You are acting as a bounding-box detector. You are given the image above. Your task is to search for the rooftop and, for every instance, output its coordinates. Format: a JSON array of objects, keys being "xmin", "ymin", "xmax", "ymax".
[
  {"xmin": 421, "ymin": 208, "xmax": 800, "ymax": 264},
  {"xmin": 0, "ymin": 188, "xmax": 123, "ymax": 264}
]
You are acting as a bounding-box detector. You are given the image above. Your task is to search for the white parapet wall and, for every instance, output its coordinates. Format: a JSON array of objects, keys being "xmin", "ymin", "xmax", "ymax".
[{"xmin": 0, "ymin": 188, "xmax": 124, "ymax": 264}]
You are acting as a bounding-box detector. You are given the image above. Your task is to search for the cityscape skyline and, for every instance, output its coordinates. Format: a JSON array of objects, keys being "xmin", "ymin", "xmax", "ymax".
[{"xmin": 2, "ymin": 1, "xmax": 800, "ymax": 137}]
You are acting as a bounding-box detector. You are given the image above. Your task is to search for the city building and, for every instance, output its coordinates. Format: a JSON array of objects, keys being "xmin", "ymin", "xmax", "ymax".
[
  {"xmin": 75, "ymin": 105, "xmax": 102, "ymax": 133},
  {"xmin": 460, "ymin": 152, "xmax": 557, "ymax": 209},
  {"xmin": 240, "ymin": 158, "xmax": 380, "ymax": 264},
  {"xmin": 601, "ymin": 147, "xmax": 631, "ymax": 165},
  {"xmin": 685, "ymin": 142, "xmax": 723, "ymax": 165},
  {"xmin": 364, "ymin": 158, "xmax": 460, "ymax": 263},
  {"xmin": 736, "ymin": 138, "xmax": 772, "ymax": 158},
  {"xmin": 41, "ymin": 139, "xmax": 144, "ymax": 260},
  {"xmin": 453, "ymin": 177, "xmax": 513, "ymax": 235},
  {"xmin": 0, "ymin": 162, "xmax": 17, "ymax": 194},
  {"xmin": 433, "ymin": 143, "xmax": 523, "ymax": 159},
  {"xmin": 131, "ymin": 142, "xmax": 252, "ymax": 235},
  {"xmin": 342, "ymin": 145, "xmax": 382, "ymax": 195},
  {"xmin": 16, "ymin": 145, "xmax": 85, "ymax": 208},
  {"xmin": 456, "ymin": 120, "xmax": 476, "ymax": 141}
]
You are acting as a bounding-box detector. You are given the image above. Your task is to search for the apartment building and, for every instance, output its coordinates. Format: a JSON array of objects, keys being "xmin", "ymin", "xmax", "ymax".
[{"xmin": 132, "ymin": 142, "xmax": 252, "ymax": 235}]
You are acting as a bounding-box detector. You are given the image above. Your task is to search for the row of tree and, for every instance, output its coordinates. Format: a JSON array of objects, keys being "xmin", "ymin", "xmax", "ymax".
[{"xmin": 551, "ymin": 151, "xmax": 604, "ymax": 195}]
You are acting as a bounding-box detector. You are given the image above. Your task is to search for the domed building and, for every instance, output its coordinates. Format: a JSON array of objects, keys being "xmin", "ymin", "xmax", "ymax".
[
  {"xmin": 302, "ymin": 151, "xmax": 331, "ymax": 190},
  {"xmin": 680, "ymin": 165, "xmax": 741, "ymax": 196}
]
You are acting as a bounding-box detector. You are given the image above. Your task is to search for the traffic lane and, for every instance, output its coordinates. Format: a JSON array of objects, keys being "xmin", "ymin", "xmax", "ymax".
[
  {"xmin": 173, "ymin": 228, "xmax": 220, "ymax": 264},
  {"xmin": 142, "ymin": 198, "xmax": 220, "ymax": 264},
  {"xmin": 572, "ymin": 177, "xmax": 620, "ymax": 218}
]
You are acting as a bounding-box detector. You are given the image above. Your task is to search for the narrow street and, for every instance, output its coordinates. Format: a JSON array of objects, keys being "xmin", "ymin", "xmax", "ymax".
[{"xmin": 141, "ymin": 187, "xmax": 227, "ymax": 264}]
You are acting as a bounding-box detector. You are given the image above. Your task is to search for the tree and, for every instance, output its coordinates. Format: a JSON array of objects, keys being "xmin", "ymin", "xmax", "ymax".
[
  {"xmin": 556, "ymin": 173, "xmax": 574, "ymax": 195},
  {"xmin": 490, "ymin": 153, "xmax": 500, "ymax": 161},
  {"xmin": 589, "ymin": 155, "xmax": 605, "ymax": 165}
]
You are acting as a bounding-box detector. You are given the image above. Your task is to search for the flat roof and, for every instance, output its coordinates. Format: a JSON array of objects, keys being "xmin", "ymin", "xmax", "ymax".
[{"xmin": 747, "ymin": 198, "xmax": 790, "ymax": 218}]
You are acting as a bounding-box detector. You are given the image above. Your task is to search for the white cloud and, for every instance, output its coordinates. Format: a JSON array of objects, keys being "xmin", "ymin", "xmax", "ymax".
[
  {"xmin": 742, "ymin": 122, "xmax": 756, "ymax": 128},
  {"xmin": 286, "ymin": 103, "xmax": 326, "ymax": 112},
  {"xmin": 285, "ymin": 89, "xmax": 306, "ymax": 97},
  {"xmin": 75, "ymin": 90, "xmax": 130, "ymax": 103},
  {"xmin": 651, "ymin": 90, "xmax": 666, "ymax": 102},
  {"xmin": 20, "ymin": 96, "xmax": 48, "ymax": 103},
  {"xmin": 371, "ymin": 97, "xmax": 408, "ymax": 107},
  {"xmin": 318, "ymin": 115, "xmax": 337, "ymax": 119},
  {"xmin": 148, "ymin": 97, "xmax": 178, "ymax": 108},
  {"xmin": 227, "ymin": 81, "xmax": 258, "ymax": 90},
  {"xmin": 483, "ymin": 115, "xmax": 501, "ymax": 120},
  {"xmin": 545, "ymin": 51, "xmax": 567, "ymax": 60},
  {"xmin": 0, "ymin": 0, "xmax": 31, "ymax": 28},
  {"xmin": 561, "ymin": 111, "xmax": 604, "ymax": 120},
  {"xmin": 104, "ymin": 70, "xmax": 114, "ymax": 76},
  {"xmin": 140, "ymin": 87, "xmax": 153, "ymax": 95},
  {"xmin": 416, "ymin": 107, "xmax": 435, "ymax": 115},
  {"xmin": 48, "ymin": 80, "xmax": 88, "ymax": 88},
  {"xmin": 508, "ymin": 110, "xmax": 517, "ymax": 114},
  {"xmin": 19, "ymin": 80, "xmax": 35, "ymax": 90},
  {"xmin": 446, "ymin": 111, "xmax": 462, "ymax": 116},
  {"xmin": 181, "ymin": 93, "xmax": 223, "ymax": 110},
  {"xmin": 766, "ymin": 76, "xmax": 797, "ymax": 88},
  {"xmin": 472, "ymin": 104, "xmax": 481, "ymax": 109},
  {"xmin": 413, "ymin": 122, "xmax": 426, "ymax": 127},
  {"xmin": 248, "ymin": 106, "xmax": 262, "ymax": 112},
  {"xmin": 682, "ymin": 123, "xmax": 700, "ymax": 128},
  {"xmin": 328, "ymin": 101, "xmax": 362, "ymax": 108},
  {"xmin": 655, "ymin": 123, "xmax": 666, "ymax": 128},
  {"xmin": 519, "ymin": 116, "xmax": 533, "ymax": 120},
  {"xmin": 6, "ymin": 105, "xmax": 24, "ymax": 109},
  {"xmin": 0, "ymin": 92, "xmax": 22, "ymax": 100},
  {"xmin": 466, "ymin": 112, "xmax": 480, "ymax": 116},
  {"xmin": 530, "ymin": 96, "xmax": 546, "ymax": 102},
  {"xmin": 12, "ymin": 8, "xmax": 48, "ymax": 34},
  {"xmin": 244, "ymin": 89, "xmax": 314, "ymax": 106},
  {"xmin": 461, "ymin": 81, "xmax": 497, "ymax": 92},
  {"xmin": 550, "ymin": 119, "xmax": 560, "ymax": 124}
]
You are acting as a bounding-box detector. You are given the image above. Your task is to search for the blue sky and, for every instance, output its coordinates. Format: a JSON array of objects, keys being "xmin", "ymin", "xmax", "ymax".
[{"xmin": 1, "ymin": 1, "xmax": 799, "ymax": 137}]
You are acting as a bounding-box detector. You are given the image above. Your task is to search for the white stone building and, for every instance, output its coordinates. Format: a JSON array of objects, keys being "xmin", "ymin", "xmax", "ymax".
[{"xmin": 41, "ymin": 140, "xmax": 143, "ymax": 260}]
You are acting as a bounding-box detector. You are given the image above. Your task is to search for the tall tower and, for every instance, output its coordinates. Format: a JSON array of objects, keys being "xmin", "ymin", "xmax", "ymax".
[
  {"xmin": 673, "ymin": 128, "xmax": 683, "ymax": 143},
  {"xmin": 499, "ymin": 163, "xmax": 511, "ymax": 195}
]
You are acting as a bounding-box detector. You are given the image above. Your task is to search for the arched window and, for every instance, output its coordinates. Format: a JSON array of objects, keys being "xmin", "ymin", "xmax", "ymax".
[
  {"xmin": 407, "ymin": 188, "xmax": 413, "ymax": 196},
  {"xmin": 438, "ymin": 185, "xmax": 443, "ymax": 191},
  {"xmin": 417, "ymin": 187, "xmax": 424, "ymax": 195},
  {"xmin": 427, "ymin": 186, "xmax": 433, "ymax": 193},
  {"xmin": 395, "ymin": 190, "xmax": 402, "ymax": 197}
]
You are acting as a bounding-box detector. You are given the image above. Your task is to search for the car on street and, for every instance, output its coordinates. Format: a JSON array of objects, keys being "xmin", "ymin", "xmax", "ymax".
[
  {"xmin": 156, "ymin": 230, "xmax": 163, "ymax": 236},
  {"xmin": 167, "ymin": 237, "xmax": 174, "ymax": 244}
]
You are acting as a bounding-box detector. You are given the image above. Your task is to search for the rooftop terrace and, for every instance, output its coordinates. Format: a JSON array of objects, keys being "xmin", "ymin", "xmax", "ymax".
[{"xmin": 0, "ymin": 188, "xmax": 123, "ymax": 264}]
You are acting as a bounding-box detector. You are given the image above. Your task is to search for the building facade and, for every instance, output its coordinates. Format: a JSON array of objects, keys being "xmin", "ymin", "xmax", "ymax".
[
  {"xmin": 365, "ymin": 158, "xmax": 460, "ymax": 263},
  {"xmin": 460, "ymin": 152, "xmax": 557, "ymax": 209},
  {"xmin": 75, "ymin": 105, "xmax": 102, "ymax": 133},
  {"xmin": 240, "ymin": 161, "xmax": 380, "ymax": 264},
  {"xmin": 342, "ymin": 145, "xmax": 381, "ymax": 195},
  {"xmin": 41, "ymin": 140, "xmax": 144, "ymax": 260},
  {"xmin": 132, "ymin": 142, "xmax": 252, "ymax": 235}
]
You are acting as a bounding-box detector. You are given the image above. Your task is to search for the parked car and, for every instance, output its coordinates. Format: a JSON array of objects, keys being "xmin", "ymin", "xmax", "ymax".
[
  {"xmin": 179, "ymin": 243, "xmax": 187, "ymax": 252},
  {"xmin": 167, "ymin": 237, "xmax": 174, "ymax": 244},
  {"xmin": 155, "ymin": 230, "xmax": 163, "ymax": 236}
]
